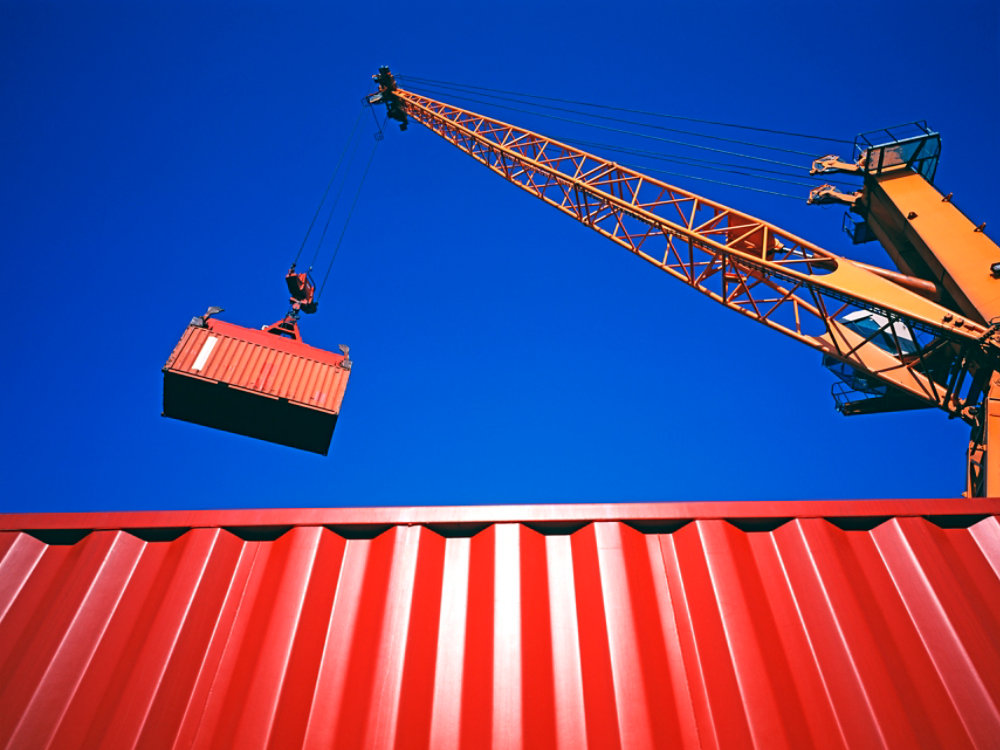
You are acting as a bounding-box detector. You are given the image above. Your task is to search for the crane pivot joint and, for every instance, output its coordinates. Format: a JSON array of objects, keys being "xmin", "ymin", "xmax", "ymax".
[
  {"xmin": 810, "ymin": 154, "xmax": 862, "ymax": 175},
  {"xmin": 368, "ymin": 66, "xmax": 408, "ymax": 131},
  {"xmin": 807, "ymin": 185, "xmax": 862, "ymax": 207}
]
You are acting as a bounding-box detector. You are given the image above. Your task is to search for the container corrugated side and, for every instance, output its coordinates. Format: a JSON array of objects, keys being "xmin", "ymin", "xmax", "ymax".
[
  {"xmin": 164, "ymin": 319, "xmax": 349, "ymax": 414},
  {"xmin": 2, "ymin": 500, "xmax": 1000, "ymax": 749}
]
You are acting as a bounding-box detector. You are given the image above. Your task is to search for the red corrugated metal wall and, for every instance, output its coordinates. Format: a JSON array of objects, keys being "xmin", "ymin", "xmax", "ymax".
[{"xmin": 2, "ymin": 502, "xmax": 1000, "ymax": 749}]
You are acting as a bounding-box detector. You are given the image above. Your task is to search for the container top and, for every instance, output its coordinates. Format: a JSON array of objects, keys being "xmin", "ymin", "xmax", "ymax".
[
  {"xmin": 201, "ymin": 317, "xmax": 346, "ymax": 367},
  {"xmin": 2, "ymin": 498, "xmax": 998, "ymax": 532}
]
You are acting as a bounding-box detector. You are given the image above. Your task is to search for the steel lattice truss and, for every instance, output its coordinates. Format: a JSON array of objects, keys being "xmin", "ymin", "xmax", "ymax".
[{"xmin": 395, "ymin": 89, "xmax": 1000, "ymax": 421}]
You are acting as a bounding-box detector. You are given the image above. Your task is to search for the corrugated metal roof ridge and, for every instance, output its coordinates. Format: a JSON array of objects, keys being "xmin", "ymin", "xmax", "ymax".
[
  {"xmin": 2, "ymin": 517, "xmax": 999, "ymax": 749},
  {"xmin": 2, "ymin": 498, "xmax": 998, "ymax": 532}
]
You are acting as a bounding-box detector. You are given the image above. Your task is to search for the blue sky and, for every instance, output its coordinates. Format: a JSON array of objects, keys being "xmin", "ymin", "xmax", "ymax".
[{"xmin": 2, "ymin": 1, "xmax": 997, "ymax": 511}]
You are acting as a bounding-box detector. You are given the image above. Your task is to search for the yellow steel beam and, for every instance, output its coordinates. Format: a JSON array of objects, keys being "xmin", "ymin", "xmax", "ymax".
[{"xmin": 862, "ymin": 170, "xmax": 1000, "ymax": 324}]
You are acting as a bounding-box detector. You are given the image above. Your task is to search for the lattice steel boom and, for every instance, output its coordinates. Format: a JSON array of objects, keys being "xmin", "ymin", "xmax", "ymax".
[{"xmin": 368, "ymin": 69, "xmax": 1000, "ymax": 494}]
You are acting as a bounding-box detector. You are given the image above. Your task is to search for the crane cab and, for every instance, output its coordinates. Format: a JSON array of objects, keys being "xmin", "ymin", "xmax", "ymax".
[
  {"xmin": 822, "ymin": 310, "xmax": 924, "ymax": 415},
  {"xmin": 836, "ymin": 310, "xmax": 917, "ymax": 356}
]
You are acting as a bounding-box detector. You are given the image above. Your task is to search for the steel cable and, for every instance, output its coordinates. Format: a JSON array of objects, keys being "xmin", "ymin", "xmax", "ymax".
[
  {"xmin": 558, "ymin": 136, "xmax": 842, "ymax": 189},
  {"xmin": 317, "ymin": 118, "xmax": 384, "ymax": 300},
  {"xmin": 398, "ymin": 82, "xmax": 862, "ymax": 199},
  {"xmin": 397, "ymin": 74, "xmax": 853, "ymax": 145},
  {"xmin": 401, "ymin": 80, "xmax": 824, "ymax": 158},
  {"xmin": 557, "ymin": 138, "xmax": 856, "ymax": 190},
  {"xmin": 293, "ymin": 106, "xmax": 364, "ymax": 267},
  {"xmin": 398, "ymin": 84, "xmax": 810, "ymax": 170},
  {"xmin": 617, "ymin": 162, "xmax": 805, "ymax": 200},
  {"xmin": 308, "ymin": 122, "xmax": 364, "ymax": 273}
]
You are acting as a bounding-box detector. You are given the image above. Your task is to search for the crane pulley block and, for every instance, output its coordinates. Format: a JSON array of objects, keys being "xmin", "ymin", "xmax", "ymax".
[
  {"xmin": 368, "ymin": 65, "xmax": 408, "ymax": 130},
  {"xmin": 285, "ymin": 265, "xmax": 318, "ymax": 314}
]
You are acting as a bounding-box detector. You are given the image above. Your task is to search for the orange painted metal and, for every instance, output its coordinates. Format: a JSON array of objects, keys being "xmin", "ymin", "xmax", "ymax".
[
  {"xmin": 162, "ymin": 317, "xmax": 350, "ymax": 454},
  {"xmin": 374, "ymin": 77, "xmax": 1000, "ymax": 494},
  {"xmin": 387, "ymin": 87, "xmax": 1000, "ymax": 425},
  {"xmin": 808, "ymin": 133, "xmax": 1000, "ymax": 492},
  {"xmin": 862, "ymin": 168, "xmax": 1000, "ymax": 496},
  {"xmin": 968, "ymin": 377, "xmax": 1000, "ymax": 497},
  {"xmin": 2, "ymin": 500, "xmax": 1000, "ymax": 749}
]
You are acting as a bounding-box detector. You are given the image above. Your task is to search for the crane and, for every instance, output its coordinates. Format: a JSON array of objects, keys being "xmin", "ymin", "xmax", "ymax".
[{"xmin": 367, "ymin": 67, "xmax": 1000, "ymax": 497}]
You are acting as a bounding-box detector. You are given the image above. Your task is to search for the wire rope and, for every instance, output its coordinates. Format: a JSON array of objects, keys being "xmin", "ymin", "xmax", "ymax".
[
  {"xmin": 557, "ymin": 136, "xmax": 833, "ymax": 189},
  {"xmin": 387, "ymin": 87, "xmax": 843, "ymax": 203},
  {"xmin": 308, "ymin": 125, "xmax": 364, "ymax": 273},
  {"xmin": 317, "ymin": 118, "xmax": 384, "ymax": 299},
  {"xmin": 398, "ymin": 84, "xmax": 810, "ymax": 170},
  {"xmin": 617, "ymin": 162, "xmax": 805, "ymax": 199},
  {"xmin": 397, "ymin": 74, "xmax": 853, "ymax": 144},
  {"xmin": 401, "ymin": 80, "xmax": 823, "ymax": 157},
  {"xmin": 293, "ymin": 106, "xmax": 364, "ymax": 267},
  {"xmin": 561, "ymin": 136, "xmax": 860, "ymax": 189},
  {"xmin": 399, "ymin": 80, "xmax": 863, "ymax": 192}
]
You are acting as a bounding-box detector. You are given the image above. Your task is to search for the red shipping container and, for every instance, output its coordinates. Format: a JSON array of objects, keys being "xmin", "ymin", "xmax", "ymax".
[
  {"xmin": 2, "ymin": 500, "xmax": 1000, "ymax": 749},
  {"xmin": 162, "ymin": 316, "xmax": 350, "ymax": 454}
]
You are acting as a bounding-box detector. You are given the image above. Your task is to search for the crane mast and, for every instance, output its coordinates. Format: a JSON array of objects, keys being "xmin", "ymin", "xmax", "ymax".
[
  {"xmin": 369, "ymin": 68, "xmax": 1000, "ymax": 496},
  {"xmin": 812, "ymin": 126, "xmax": 1000, "ymax": 495}
]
